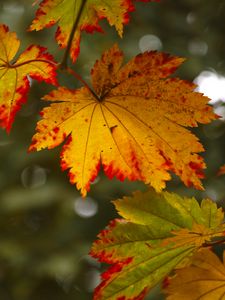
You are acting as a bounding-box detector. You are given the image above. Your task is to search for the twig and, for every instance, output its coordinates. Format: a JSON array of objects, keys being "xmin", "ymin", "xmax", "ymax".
[
  {"xmin": 202, "ymin": 237, "xmax": 225, "ymax": 248},
  {"xmin": 1, "ymin": 59, "xmax": 58, "ymax": 69},
  {"xmin": 59, "ymin": 0, "xmax": 88, "ymax": 69},
  {"xmin": 66, "ymin": 67, "xmax": 100, "ymax": 101}
]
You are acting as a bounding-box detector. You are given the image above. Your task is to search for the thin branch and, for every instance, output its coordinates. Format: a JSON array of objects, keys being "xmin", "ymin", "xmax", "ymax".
[
  {"xmin": 59, "ymin": 0, "xmax": 88, "ymax": 69},
  {"xmin": 0, "ymin": 55, "xmax": 100, "ymax": 102},
  {"xmin": 202, "ymin": 237, "xmax": 225, "ymax": 248},
  {"xmin": 0, "ymin": 59, "xmax": 58, "ymax": 69},
  {"xmin": 66, "ymin": 67, "xmax": 100, "ymax": 101}
]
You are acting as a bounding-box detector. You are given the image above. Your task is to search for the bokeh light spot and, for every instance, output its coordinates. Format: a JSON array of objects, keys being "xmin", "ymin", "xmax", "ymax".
[
  {"xmin": 74, "ymin": 197, "xmax": 98, "ymax": 218},
  {"xmin": 21, "ymin": 165, "xmax": 47, "ymax": 189},
  {"xmin": 139, "ymin": 34, "xmax": 162, "ymax": 52},
  {"xmin": 188, "ymin": 40, "xmax": 208, "ymax": 56}
]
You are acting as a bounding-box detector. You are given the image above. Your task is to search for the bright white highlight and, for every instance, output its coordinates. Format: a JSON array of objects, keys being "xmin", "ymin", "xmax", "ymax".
[{"xmin": 194, "ymin": 71, "xmax": 225, "ymax": 104}]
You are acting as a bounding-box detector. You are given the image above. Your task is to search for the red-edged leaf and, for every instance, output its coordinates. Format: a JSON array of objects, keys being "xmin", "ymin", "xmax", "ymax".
[
  {"xmin": 0, "ymin": 24, "xmax": 57, "ymax": 132},
  {"xmin": 29, "ymin": 45, "xmax": 215, "ymax": 196},
  {"xmin": 29, "ymin": 0, "xmax": 159, "ymax": 62},
  {"xmin": 90, "ymin": 190, "xmax": 225, "ymax": 300}
]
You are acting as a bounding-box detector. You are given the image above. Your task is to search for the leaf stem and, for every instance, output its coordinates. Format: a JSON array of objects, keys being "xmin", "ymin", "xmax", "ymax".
[
  {"xmin": 0, "ymin": 59, "xmax": 58, "ymax": 69},
  {"xmin": 0, "ymin": 57, "xmax": 99, "ymax": 101},
  {"xmin": 203, "ymin": 237, "xmax": 225, "ymax": 248},
  {"xmin": 59, "ymin": 0, "xmax": 88, "ymax": 69},
  {"xmin": 66, "ymin": 67, "xmax": 100, "ymax": 101}
]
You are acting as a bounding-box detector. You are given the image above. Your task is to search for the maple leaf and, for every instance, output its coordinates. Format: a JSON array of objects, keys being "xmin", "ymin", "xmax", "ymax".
[
  {"xmin": 0, "ymin": 24, "xmax": 57, "ymax": 132},
  {"xmin": 165, "ymin": 248, "xmax": 225, "ymax": 300},
  {"xmin": 217, "ymin": 164, "xmax": 225, "ymax": 176},
  {"xmin": 90, "ymin": 190, "xmax": 225, "ymax": 300},
  {"xmin": 30, "ymin": 44, "xmax": 215, "ymax": 196},
  {"xmin": 29, "ymin": 0, "xmax": 159, "ymax": 62}
]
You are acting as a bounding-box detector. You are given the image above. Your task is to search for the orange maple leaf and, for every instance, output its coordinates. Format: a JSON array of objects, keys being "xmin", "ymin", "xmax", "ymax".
[
  {"xmin": 30, "ymin": 44, "xmax": 215, "ymax": 196},
  {"xmin": 217, "ymin": 164, "xmax": 225, "ymax": 176},
  {"xmin": 29, "ymin": 0, "xmax": 159, "ymax": 62},
  {"xmin": 165, "ymin": 249, "xmax": 225, "ymax": 300},
  {"xmin": 0, "ymin": 24, "xmax": 57, "ymax": 132}
]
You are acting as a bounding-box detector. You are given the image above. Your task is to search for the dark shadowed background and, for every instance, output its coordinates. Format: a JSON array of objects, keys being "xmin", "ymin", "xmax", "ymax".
[{"xmin": 0, "ymin": 0, "xmax": 225, "ymax": 299}]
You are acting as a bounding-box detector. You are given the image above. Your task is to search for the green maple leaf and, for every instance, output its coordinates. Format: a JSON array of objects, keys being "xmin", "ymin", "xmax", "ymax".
[{"xmin": 90, "ymin": 190, "xmax": 225, "ymax": 300}]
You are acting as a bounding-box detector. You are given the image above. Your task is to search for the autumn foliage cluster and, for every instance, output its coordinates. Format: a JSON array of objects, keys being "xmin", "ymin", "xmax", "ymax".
[{"xmin": 0, "ymin": 0, "xmax": 225, "ymax": 299}]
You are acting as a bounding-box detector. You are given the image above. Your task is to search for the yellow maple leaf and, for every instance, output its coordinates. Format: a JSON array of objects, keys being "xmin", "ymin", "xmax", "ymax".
[
  {"xmin": 0, "ymin": 24, "xmax": 57, "ymax": 132},
  {"xmin": 30, "ymin": 44, "xmax": 215, "ymax": 196},
  {"xmin": 165, "ymin": 248, "xmax": 225, "ymax": 300}
]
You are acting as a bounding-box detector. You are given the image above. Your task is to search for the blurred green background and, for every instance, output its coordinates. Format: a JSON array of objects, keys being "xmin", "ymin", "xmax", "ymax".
[{"xmin": 0, "ymin": 0, "xmax": 225, "ymax": 299}]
